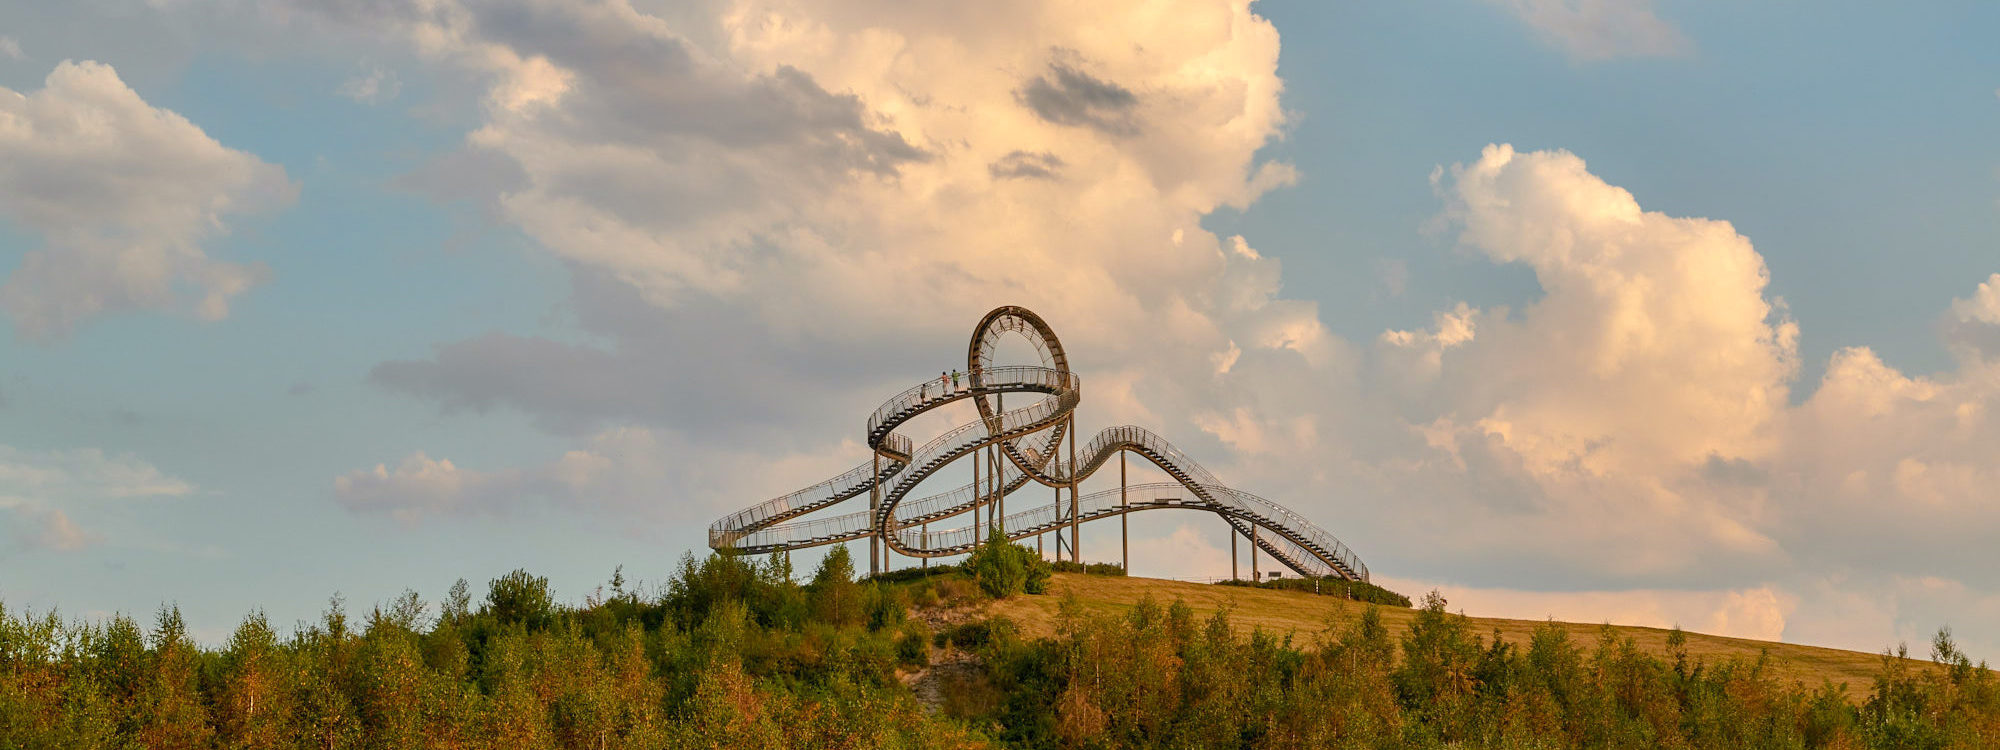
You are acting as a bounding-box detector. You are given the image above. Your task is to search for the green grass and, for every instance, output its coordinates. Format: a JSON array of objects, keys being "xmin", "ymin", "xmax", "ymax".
[{"xmin": 983, "ymin": 573, "xmax": 1912, "ymax": 696}]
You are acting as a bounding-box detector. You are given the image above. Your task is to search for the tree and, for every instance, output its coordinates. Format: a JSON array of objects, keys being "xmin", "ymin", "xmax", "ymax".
[
  {"xmin": 484, "ymin": 570, "xmax": 555, "ymax": 630},
  {"xmin": 808, "ymin": 546, "xmax": 863, "ymax": 626},
  {"xmin": 963, "ymin": 530, "xmax": 1049, "ymax": 599}
]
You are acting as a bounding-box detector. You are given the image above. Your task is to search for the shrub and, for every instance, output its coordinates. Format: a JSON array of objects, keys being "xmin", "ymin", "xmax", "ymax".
[
  {"xmin": 1050, "ymin": 560, "xmax": 1126, "ymax": 576},
  {"xmin": 962, "ymin": 531, "xmax": 1050, "ymax": 599},
  {"xmin": 896, "ymin": 624, "xmax": 932, "ymax": 667},
  {"xmin": 1215, "ymin": 575, "xmax": 1411, "ymax": 606}
]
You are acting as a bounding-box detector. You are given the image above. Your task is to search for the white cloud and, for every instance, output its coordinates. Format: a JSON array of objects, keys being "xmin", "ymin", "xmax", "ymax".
[
  {"xmin": 0, "ymin": 444, "xmax": 192, "ymax": 552},
  {"xmin": 1488, "ymin": 0, "xmax": 1690, "ymax": 60},
  {"xmin": 0, "ymin": 60, "xmax": 294, "ymax": 341},
  {"xmin": 0, "ymin": 445, "xmax": 196, "ymax": 502},
  {"xmin": 312, "ymin": 0, "xmax": 2000, "ymax": 658},
  {"xmin": 1951, "ymin": 273, "xmax": 2000, "ymax": 326},
  {"xmin": 1356, "ymin": 144, "xmax": 1799, "ymax": 584},
  {"xmin": 0, "ymin": 36, "xmax": 23, "ymax": 61}
]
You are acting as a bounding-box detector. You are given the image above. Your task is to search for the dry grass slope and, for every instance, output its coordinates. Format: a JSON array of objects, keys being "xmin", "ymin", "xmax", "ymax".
[{"xmin": 987, "ymin": 573, "xmax": 1908, "ymax": 695}]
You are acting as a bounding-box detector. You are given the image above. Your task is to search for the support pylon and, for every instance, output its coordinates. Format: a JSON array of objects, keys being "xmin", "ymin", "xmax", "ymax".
[
  {"xmin": 1068, "ymin": 415, "xmax": 1079, "ymax": 564},
  {"xmin": 1251, "ymin": 524, "xmax": 1259, "ymax": 582},
  {"xmin": 870, "ymin": 451, "xmax": 880, "ymax": 577}
]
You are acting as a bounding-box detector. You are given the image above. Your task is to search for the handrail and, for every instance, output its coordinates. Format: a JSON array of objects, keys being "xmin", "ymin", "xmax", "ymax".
[{"xmin": 708, "ymin": 306, "xmax": 1372, "ymax": 582}]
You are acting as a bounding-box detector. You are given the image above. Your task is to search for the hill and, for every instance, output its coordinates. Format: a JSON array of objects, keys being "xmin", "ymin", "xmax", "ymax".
[{"xmin": 983, "ymin": 572, "xmax": 1900, "ymax": 694}]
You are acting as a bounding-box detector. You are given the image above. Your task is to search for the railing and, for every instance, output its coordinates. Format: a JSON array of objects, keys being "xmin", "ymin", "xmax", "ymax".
[
  {"xmin": 1209, "ymin": 486, "xmax": 1367, "ymax": 581},
  {"xmin": 889, "ymin": 480, "xmax": 1367, "ymax": 582},
  {"xmin": 708, "ymin": 459, "xmax": 892, "ymax": 545},
  {"xmin": 866, "ymin": 366, "xmax": 1076, "ymax": 445},
  {"xmin": 730, "ymin": 507, "xmax": 872, "ymax": 551},
  {"xmin": 879, "ymin": 388, "xmax": 1077, "ymax": 507},
  {"xmin": 712, "ymin": 306, "xmax": 1371, "ymax": 585}
]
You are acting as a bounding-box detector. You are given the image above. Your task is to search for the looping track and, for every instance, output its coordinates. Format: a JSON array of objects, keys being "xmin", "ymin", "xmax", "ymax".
[{"xmin": 708, "ymin": 306, "xmax": 1369, "ymax": 582}]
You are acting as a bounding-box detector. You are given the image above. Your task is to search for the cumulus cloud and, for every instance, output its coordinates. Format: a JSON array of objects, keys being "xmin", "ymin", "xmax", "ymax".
[
  {"xmin": 316, "ymin": 0, "xmax": 2000, "ymax": 658},
  {"xmin": 1488, "ymin": 0, "xmax": 1690, "ymax": 60},
  {"xmin": 1348, "ymin": 144, "xmax": 1801, "ymax": 586},
  {"xmin": 1365, "ymin": 147, "xmax": 2000, "ymax": 655},
  {"xmin": 0, "ymin": 61, "xmax": 294, "ymax": 341}
]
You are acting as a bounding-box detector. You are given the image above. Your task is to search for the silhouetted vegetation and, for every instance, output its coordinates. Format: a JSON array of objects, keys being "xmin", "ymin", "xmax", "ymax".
[
  {"xmin": 2, "ymin": 556, "xmax": 1995, "ymax": 748},
  {"xmin": 1050, "ymin": 561, "xmax": 1127, "ymax": 577},
  {"xmin": 1215, "ymin": 575, "xmax": 1413, "ymax": 607}
]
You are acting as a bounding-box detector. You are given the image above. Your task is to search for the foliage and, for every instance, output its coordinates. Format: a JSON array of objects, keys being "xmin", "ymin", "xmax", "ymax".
[
  {"xmin": 1049, "ymin": 561, "xmax": 1126, "ymax": 577},
  {"xmin": 0, "ymin": 552, "xmax": 985, "ymax": 748},
  {"xmin": 946, "ymin": 589, "xmax": 2000, "ymax": 749},
  {"xmin": 1214, "ymin": 575, "xmax": 1413, "ymax": 606},
  {"xmin": 5, "ymin": 560, "xmax": 1997, "ymax": 749},
  {"xmin": 963, "ymin": 531, "xmax": 1053, "ymax": 599}
]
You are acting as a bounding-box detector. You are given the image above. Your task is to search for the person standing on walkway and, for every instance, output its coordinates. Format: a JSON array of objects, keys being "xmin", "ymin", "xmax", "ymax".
[{"xmin": 951, "ymin": 369, "xmax": 961, "ymax": 392}]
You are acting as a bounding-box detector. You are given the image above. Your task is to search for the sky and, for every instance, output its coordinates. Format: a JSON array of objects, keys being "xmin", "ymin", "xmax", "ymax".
[{"xmin": 1, "ymin": 0, "xmax": 1996, "ymax": 659}]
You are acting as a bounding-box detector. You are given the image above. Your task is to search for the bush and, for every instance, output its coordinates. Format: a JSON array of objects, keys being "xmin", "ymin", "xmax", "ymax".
[
  {"xmin": 896, "ymin": 624, "xmax": 932, "ymax": 667},
  {"xmin": 1051, "ymin": 560, "xmax": 1126, "ymax": 576},
  {"xmin": 1215, "ymin": 575, "xmax": 1411, "ymax": 606},
  {"xmin": 962, "ymin": 531, "xmax": 1051, "ymax": 599},
  {"xmin": 868, "ymin": 566, "xmax": 956, "ymax": 584}
]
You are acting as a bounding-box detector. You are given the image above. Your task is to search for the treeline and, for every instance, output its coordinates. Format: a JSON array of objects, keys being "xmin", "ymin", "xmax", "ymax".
[
  {"xmin": 0, "ymin": 548, "xmax": 980, "ymax": 749},
  {"xmin": 944, "ymin": 591, "xmax": 1999, "ymax": 748},
  {"xmin": 4, "ymin": 553, "xmax": 1996, "ymax": 748}
]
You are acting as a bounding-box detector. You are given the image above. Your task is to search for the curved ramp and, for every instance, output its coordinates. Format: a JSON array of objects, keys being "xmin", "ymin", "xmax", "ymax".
[{"xmin": 708, "ymin": 306, "xmax": 1370, "ymax": 582}]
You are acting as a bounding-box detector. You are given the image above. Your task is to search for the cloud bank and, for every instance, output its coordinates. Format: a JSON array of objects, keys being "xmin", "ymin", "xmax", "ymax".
[{"xmin": 309, "ymin": 0, "xmax": 2000, "ymax": 658}]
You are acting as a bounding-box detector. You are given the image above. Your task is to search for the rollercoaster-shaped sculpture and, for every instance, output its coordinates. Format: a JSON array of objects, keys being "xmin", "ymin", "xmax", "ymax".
[{"xmin": 709, "ymin": 306, "xmax": 1369, "ymax": 582}]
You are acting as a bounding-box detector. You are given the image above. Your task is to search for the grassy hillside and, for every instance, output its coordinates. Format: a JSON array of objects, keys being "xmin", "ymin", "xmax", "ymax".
[{"xmin": 985, "ymin": 573, "xmax": 1900, "ymax": 693}]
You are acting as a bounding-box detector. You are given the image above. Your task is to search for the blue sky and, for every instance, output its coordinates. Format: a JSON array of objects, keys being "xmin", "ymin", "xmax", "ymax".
[{"xmin": 1, "ymin": 0, "xmax": 1996, "ymax": 655}]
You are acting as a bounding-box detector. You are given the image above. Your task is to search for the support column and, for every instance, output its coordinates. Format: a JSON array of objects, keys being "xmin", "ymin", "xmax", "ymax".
[
  {"xmin": 995, "ymin": 394, "xmax": 1004, "ymax": 528},
  {"xmin": 1251, "ymin": 524, "xmax": 1259, "ymax": 582},
  {"xmin": 1068, "ymin": 415, "xmax": 1079, "ymax": 565},
  {"xmin": 971, "ymin": 442, "xmax": 980, "ymax": 548},
  {"xmin": 1053, "ymin": 482, "xmax": 1063, "ymax": 559},
  {"xmin": 870, "ymin": 451, "xmax": 880, "ymax": 577},
  {"xmin": 1120, "ymin": 451, "xmax": 1128, "ymax": 574},
  {"xmin": 1231, "ymin": 524, "xmax": 1238, "ymax": 581},
  {"xmin": 921, "ymin": 522, "xmax": 928, "ymax": 569}
]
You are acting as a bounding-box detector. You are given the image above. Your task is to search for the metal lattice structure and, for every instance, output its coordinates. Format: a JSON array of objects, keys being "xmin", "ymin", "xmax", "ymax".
[{"xmin": 708, "ymin": 306, "xmax": 1370, "ymax": 582}]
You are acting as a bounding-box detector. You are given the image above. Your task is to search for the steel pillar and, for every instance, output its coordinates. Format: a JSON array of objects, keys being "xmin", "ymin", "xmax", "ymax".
[
  {"xmin": 870, "ymin": 451, "xmax": 880, "ymax": 576},
  {"xmin": 1068, "ymin": 415, "xmax": 1079, "ymax": 564}
]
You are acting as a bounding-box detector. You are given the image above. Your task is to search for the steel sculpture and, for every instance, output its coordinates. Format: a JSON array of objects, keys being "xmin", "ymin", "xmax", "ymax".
[{"xmin": 708, "ymin": 306, "xmax": 1370, "ymax": 582}]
